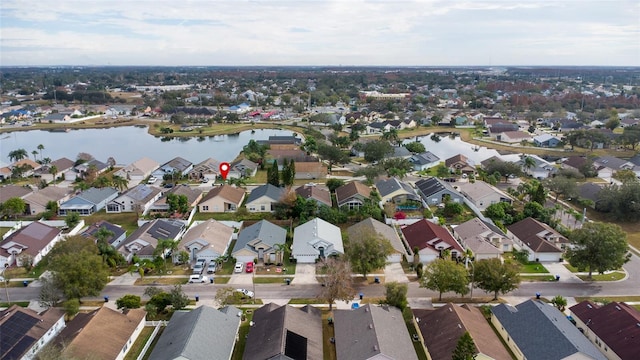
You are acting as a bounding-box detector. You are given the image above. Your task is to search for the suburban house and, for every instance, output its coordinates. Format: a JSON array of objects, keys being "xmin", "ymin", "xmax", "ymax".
[
  {"xmin": 292, "ymin": 217, "xmax": 344, "ymax": 263},
  {"xmin": 106, "ymin": 184, "xmax": 162, "ymax": 214},
  {"xmin": 59, "ymin": 307, "xmax": 147, "ymax": 360},
  {"xmin": 401, "ymin": 219, "xmax": 464, "ymax": 263},
  {"xmin": 0, "ymin": 184, "xmax": 32, "ymax": 204},
  {"xmin": 415, "ymin": 177, "xmax": 464, "ymax": 205},
  {"xmin": 152, "ymin": 156, "xmax": 194, "ymax": 179},
  {"xmin": 445, "ymin": 154, "xmax": 476, "ymax": 174},
  {"xmin": 334, "ymin": 304, "xmax": 418, "ymax": 360},
  {"xmin": 232, "ymin": 220, "xmax": 287, "ymax": 264},
  {"xmin": 75, "ymin": 159, "xmax": 109, "ymax": 179},
  {"xmin": 23, "ymin": 186, "xmax": 73, "ymax": 215},
  {"xmin": 451, "ymin": 218, "xmax": 506, "ymax": 260},
  {"xmin": 295, "ymin": 184, "xmax": 332, "ymax": 207},
  {"xmin": 245, "ymin": 184, "xmax": 284, "ymax": 213},
  {"xmin": 455, "ymin": 180, "xmax": 513, "ymax": 211},
  {"xmin": 594, "ymin": 156, "xmax": 640, "ymax": 178},
  {"xmin": 491, "ymin": 300, "xmax": 606, "ymax": 360},
  {"xmin": 149, "ymin": 305, "xmax": 241, "ymax": 360},
  {"xmin": 507, "ymin": 217, "xmax": 568, "ymax": 262},
  {"xmin": 294, "ymin": 161, "xmax": 328, "ymax": 180},
  {"xmin": 150, "ymin": 184, "xmax": 204, "ymax": 214},
  {"xmin": 244, "ymin": 304, "xmax": 323, "ymax": 360},
  {"xmin": 12, "ymin": 158, "xmax": 41, "ymax": 177},
  {"xmin": 0, "ymin": 221, "xmax": 63, "ymax": 268},
  {"xmin": 43, "ymin": 113, "xmax": 70, "ymax": 122},
  {"xmin": 58, "ymin": 187, "xmax": 119, "ymax": 216},
  {"xmin": 389, "ymin": 146, "xmax": 413, "ymax": 160},
  {"xmin": 81, "ymin": 220, "xmax": 127, "ymax": 248},
  {"xmin": 176, "ymin": 219, "xmax": 234, "ymax": 263},
  {"xmin": 414, "ymin": 303, "xmax": 511, "ymax": 360},
  {"xmin": 33, "ymin": 157, "xmax": 75, "ymax": 182},
  {"xmin": 117, "ymin": 219, "xmax": 185, "ymax": 261},
  {"xmin": 499, "ymin": 130, "xmax": 533, "ymax": 143},
  {"xmin": 520, "ymin": 155, "xmax": 557, "ymax": 179},
  {"xmin": 198, "ymin": 184, "xmax": 246, "ymax": 213},
  {"xmin": 561, "ymin": 156, "xmax": 591, "ymax": 173},
  {"xmin": 188, "ymin": 157, "xmax": 221, "ymax": 182},
  {"xmin": 0, "ymin": 305, "xmax": 66, "ymax": 360},
  {"xmin": 335, "ymin": 181, "xmax": 372, "ymax": 209},
  {"xmin": 375, "ymin": 177, "xmax": 421, "ymax": 205},
  {"xmin": 533, "ymin": 133, "xmax": 562, "ymax": 147},
  {"xmin": 229, "ymin": 159, "xmax": 258, "ymax": 179},
  {"xmin": 113, "ymin": 157, "xmax": 159, "ymax": 181},
  {"xmin": 409, "ymin": 151, "xmax": 441, "ymax": 171},
  {"xmin": 348, "ymin": 217, "xmax": 407, "ymax": 264},
  {"xmin": 569, "ymin": 301, "xmax": 640, "ymax": 360}
]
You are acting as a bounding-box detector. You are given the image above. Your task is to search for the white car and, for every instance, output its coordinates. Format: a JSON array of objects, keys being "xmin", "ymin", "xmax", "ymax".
[
  {"xmin": 236, "ymin": 288, "xmax": 254, "ymax": 298},
  {"xmin": 189, "ymin": 274, "xmax": 207, "ymax": 283},
  {"xmin": 147, "ymin": 176, "xmax": 158, "ymax": 184},
  {"xmin": 234, "ymin": 262, "xmax": 244, "ymax": 273}
]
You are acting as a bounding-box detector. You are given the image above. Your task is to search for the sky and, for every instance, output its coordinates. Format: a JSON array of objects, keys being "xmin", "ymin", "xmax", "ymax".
[{"xmin": 1, "ymin": 0, "xmax": 639, "ymax": 67}]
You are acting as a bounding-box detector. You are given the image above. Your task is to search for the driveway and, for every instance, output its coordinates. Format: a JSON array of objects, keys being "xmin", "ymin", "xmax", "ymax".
[
  {"xmin": 384, "ymin": 263, "xmax": 409, "ymax": 283},
  {"xmin": 544, "ymin": 262, "xmax": 582, "ymax": 284},
  {"xmin": 292, "ymin": 264, "xmax": 318, "ymax": 285},
  {"xmin": 228, "ymin": 272, "xmax": 254, "ymax": 285}
]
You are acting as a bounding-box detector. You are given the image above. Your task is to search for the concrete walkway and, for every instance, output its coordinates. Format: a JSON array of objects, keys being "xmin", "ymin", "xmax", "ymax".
[
  {"xmin": 291, "ymin": 264, "xmax": 318, "ymax": 285},
  {"xmin": 537, "ymin": 262, "xmax": 583, "ymax": 283}
]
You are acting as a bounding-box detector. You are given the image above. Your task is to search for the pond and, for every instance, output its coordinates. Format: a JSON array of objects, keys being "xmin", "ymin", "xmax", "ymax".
[{"xmin": 407, "ymin": 133, "xmax": 522, "ymax": 163}]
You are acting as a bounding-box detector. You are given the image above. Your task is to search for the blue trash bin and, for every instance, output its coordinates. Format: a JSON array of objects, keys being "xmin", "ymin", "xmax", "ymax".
[
  {"xmin": 104, "ymin": 296, "xmax": 109, "ymax": 302},
  {"xmin": 23, "ymin": 280, "xmax": 29, "ymax": 287},
  {"xmin": 359, "ymin": 292, "xmax": 364, "ymax": 300}
]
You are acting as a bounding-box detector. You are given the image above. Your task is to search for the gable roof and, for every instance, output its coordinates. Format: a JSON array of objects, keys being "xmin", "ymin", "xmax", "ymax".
[
  {"xmin": 334, "ymin": 304, "xmax": 418, "ymax": 360},
  {"xmin": 292, "ymin": 217, "xmax": 344, "ymax": 255},
  {"xmin": 150, "ymin": 305, "xmax": 241, "ymax": 360},
  {"xmin": 50, "ymin": 157, "xmax": 76, "ymax": 171},
  {"xmin": 231, "ymin": 159, "xmax": 258, "ymax": 173},
  {"xmin": 507, "ymin": 217, "xmax": 566, "ymax": 253},
  {"xmin": 201, "ymin": 184, "xmax": 246, "ymax": 205},
  {"xmin": 347, "ymin": 217, "xmax": 406, "ymax": 255},
  {"xmin": 414, "ymin": 304, "xmax": 511, "ymax": 360},
  {"xmin": 161, "ymin": 156, "xmax": 193, "ymax": 172},
  {"xmin": 415, "ymin": 177, "xmax": 459, "ymax": 198},
  {"xmin": 569, "ymin": 301, "xmax": 640, "ymax": 360},
  {"xmin": 0, "ymin": 185, "xmax": 32, "ymax": 203},
  {"xmin": 76, "ymin": 187, "xmax": 119, "ymax": 205},
  {"xmin": 335, "ymin": 181, "xmax": 371, "ymax": 206},
  {"xmin": 452, "ymin": 218, "xmax": 504, "ymax": 256},
  {"xmin": 118, "ymin": 219, "xmax": 184, "ymax": 256},
  {"xmin": 0, "ymin": 221, "xmax": 61, "ymax": 258},
  {"xmin": 23, "ymin": 186, "xmax": 72, "ymax": 208},
  {"xmin": 233, "ymin": 220, "xmax": 287, "ymax": 256},
  {"xmin": 119, "ymin": 184, "xmax": 161, "ymax": 203},
  {"xmin": 82, "ymin": 220, "xmax": 126, "ymax": 245},
  {"xmin": 562, "ymin": 156, "xmax": 588, "ymax": 169},
  {"xmin": 445, "ymin": 154, "xmax": 470, "ymax": 167},
  {"xmin": 117, "ymin": 157, "xmax": 159, "ymax": 176},
  {"xmin": 579, "ymin": 182, "xmax": 603, "ymax": 203},
  {"xmin": 294, "ymin": 185, "xmax": 332, "ymax": 207},
  {"xmin": 156, "ymin": 184, "xmax": 204, "ymax": 207},
  {"xmin": 244, "ymin": 303, "xmax": 322, "ymax": 360},
  {"xmin": 492, "ymin": 300, "xmax": 606, "ymax": 360},
  {"xmin": 456, "ymin": 180, "xmax": 512, "ymax": 203},
  {"xmin": 410, "ymin": 151, "xmax": 440, "ymax": 165},
  {"xmin": 246, "ymin": 184, "xmax": 284, "ymax": 204},
  {"xmin": 179, "ymin": 219, "xmax": 234, "ymax": 257},
  {"xmin": 375, "ymin": 177, "xmax": 418, "ymax": 199},
  {"xmin": 0, "ymin": 305, "xmax": 65, "ymax": 360},
  {"xmin": 401, "ymin": 219, "xmax": 463, "ymax": 253}
]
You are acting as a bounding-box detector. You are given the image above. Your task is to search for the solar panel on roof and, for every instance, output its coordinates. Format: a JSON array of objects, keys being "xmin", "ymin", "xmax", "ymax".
[{"xmin": 4, "ymin": 336, "xmax": 36, "ymax": 360}]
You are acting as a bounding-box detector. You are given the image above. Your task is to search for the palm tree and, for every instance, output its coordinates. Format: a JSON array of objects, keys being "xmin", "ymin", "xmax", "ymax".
[
  {"xmin": 8, "ymin": 148, "xmax": 28, "ymax": 162},
  {"xmin": 111, "ymin": 175, "xmax": 129, "ymax": 192},
  {"xmin": 49, "ymin": 165, "xmax": 58, "ymax": 185},
  {"xmin": 522, "ymin": 156, "xmax": 536, "ymax": 175},
  {"xmin": 273, "ymin": 243, "xmax": 287, "ymax": 265},
  {"xmin": 37, "ymin": 144, "xmax": 44, "ymax": 160}
]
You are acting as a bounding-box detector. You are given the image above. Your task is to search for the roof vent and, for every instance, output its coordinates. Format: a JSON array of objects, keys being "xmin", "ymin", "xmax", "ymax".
[
  {"xmin": 616, "ymin": 306, "xmax": 621, "ymax": 311},
  {"xmin": 365, "ymin": 307, "xmax": 369, "ymax": 312},
  {"xmin": 373, "ymin": 345, "xmax": 379, "ymax": 351},
  {"xmin": 587, "ymin": 304, "xmax": 592, "ymax": 309},
  {"xmin": 457, "ymin": 324, "xmax": 462, "ymax": 329},
  {"xmin": 369, "ymin": 324, "xmax": 373, "ymax": 329}
]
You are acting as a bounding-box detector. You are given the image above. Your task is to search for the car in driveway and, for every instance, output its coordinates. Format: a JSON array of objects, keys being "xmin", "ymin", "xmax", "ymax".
[
  {"xmin": 245, "ymin": 262, "xmax": 254, "ymax": 273},
  {"xmin": 207, "ymin": 262, "xmax": 217, "ymax": 274},
  {"xmin": 189, "ymin": 274, "xmax": 207, "ymax": 283},
  {"xmin": 234, "ymin": 262, "xmax": 244, "ymax": 273},
  {"xmin": 236, "ymin": 288, "xmax": 254, "ymax": 298}
]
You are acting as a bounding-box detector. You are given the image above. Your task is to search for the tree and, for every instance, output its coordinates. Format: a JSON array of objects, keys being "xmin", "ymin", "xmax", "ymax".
[
  {"xmin": 8, "ymin": 148, "xmax": 28, "ymax": 162},
  {"xmin": 404, "ymin": 141, "xmax": 426, "ymax": 154},
  {"xmin": 49, "ymin": 165, "xmax": 58, "ymax": 184},
  {"xmin": 596, "ymin": 182, "xmax": 640, "ymax": 222},
  {"xmin": 215, "ymin": 287, "xmax": 236, "ymax": 306},
  {"xmin": 169, "ymin": 285, "xmax": 190, "ymax": 310},
  {"xmin": 421, "ymin": 259, "xmax": 469, "ymax": 301},
  {"xmin": 472, "ymin": 258, "xmax": 521, "ymax": 300},
  {"xmin": 346, "ymin": 229, "xmax": 394, "ymax": 279},
  {"xmin": 38, "ymin": 277, "xmax": 62, "ymax": 308},
  {"xmin": 267, "ymin": 159, "xmax": 280, "ymax": 186},
  {"xmin": 32, "ymin": 150, "xmax": 39, "ymax": 161},
  {"xmin": 116, "ymin": 294, "xmax": 142, "ymax": 310},
  {"xmin": 442, "ymin": 202, "xmax": 463, "ymax": 218},
  {"xmin": 484, "ymin": 160, "xmax": 522, "ymax": 182},
  {"xmin": 385, "ymin": 282, "xmax": 408, "ymax": 310},
  {"xmin": 281, "ymin": 158, "xmax": 295, "ymax": 186},
  {"xmin": 565, "ymin": 222, "xmax": 631, "ymax": 280},
  {"xmin": 166, "ymin": 193, "xmax": 189, "ymax": 214},
  {"xmin": 64, "ymin": 212, "xmax": 81, "ymax": 229},
  {"xmin": 302, "ymin": 136, "xmax": 317, "ymax": 154},
  {"xmin": 111, "ymin": 175, "xmax": 129, "ymax": 191},
  {"xmin": 47, "ymin": 236, "xmax": 110, "ymax": 299},
  {"xmin": 317, "ymin": 143, "xmax": 349, "ymax": 171},
  {"xmin": 522, "ymin": 156, "xmax": 536, "ymax": 173},
  {"xmin": 1, "ymin": 197, "xmax": 26, "ymax": 219},
  {"xmin": 319, "ymin": 258, "xmax": 355, "ymax": 310},
  {"xmin": 326, "ymin": 178, "xmax": 345, "ymax": 193},
  {"xmin": 531, "ymin": 181, "xmax": 547, "ymax": 204},
  {"xmin": 452, "ymin": 332, "xmax": 477, "ymax": 360},
  {"xmin": 155, "ymin": 238, "xmax": 178, "ymax": 272},
  {"xmin": 64, "ymin": 298, "xmax": 80, "ymax": 318},
  {"xmin": 544, "ymin": 176, "xmax": 578, "ymax": 201},
  {"xmin": 37, "ymin": 144, "xmax": 45, "ymax": 160},
  {"xmin": 551, "ymin": 295, "xmax": 567, "ymax": 312},
  {"xmin": 362, "ymin": 140, "xmax": 393, "ymax": 163}
]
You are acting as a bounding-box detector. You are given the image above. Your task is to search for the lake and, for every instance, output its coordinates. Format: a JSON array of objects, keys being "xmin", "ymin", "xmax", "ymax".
[
  {"xmin": 408, "ymin": 133, "xmax": 522, "ymax": 163},
  {"xmin": 0, "ymin": 127, "xmax": 297, "ymax": 165}
]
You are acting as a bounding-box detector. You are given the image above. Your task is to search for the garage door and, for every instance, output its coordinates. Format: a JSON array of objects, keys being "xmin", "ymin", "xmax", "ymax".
[
  {"xmin": 294, "ymin": 255, "xmax": 318, "ymax": 264},
  {"xmin": 234, "ymin": 255, "xmax": 255, "ymax": 264},
  {"xmin": 536, "ymin": 253, "xmax": 560, "ymax": 262},
  {"xmin": 387, "ymin": 253, "xmax": 402, "ymax": 263}
]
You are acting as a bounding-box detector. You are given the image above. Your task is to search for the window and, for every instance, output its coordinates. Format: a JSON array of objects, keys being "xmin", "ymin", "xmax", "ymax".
[
  {"xmin": 203, "ymin": 206, "xmax": 209, "ymax": 211},
  {"xmin": 261, "ymin": 205, "xmax": 266, "ymax": 211}
]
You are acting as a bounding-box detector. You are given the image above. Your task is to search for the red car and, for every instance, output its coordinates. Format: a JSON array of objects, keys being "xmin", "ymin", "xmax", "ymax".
[{"xmin": 245, "ymin": 262, "xmax": 254, "ymax": 273}]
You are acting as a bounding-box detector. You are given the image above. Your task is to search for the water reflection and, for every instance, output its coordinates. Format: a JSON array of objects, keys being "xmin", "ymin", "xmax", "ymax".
[{"xmin": 407, "ymin": 133, "xmax": 521, "ymax": 164}]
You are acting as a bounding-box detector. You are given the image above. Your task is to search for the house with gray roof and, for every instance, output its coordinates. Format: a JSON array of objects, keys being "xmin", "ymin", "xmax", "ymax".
[
  {"xmin": 347, "ymin": 217, "xmax": 407, "ymax": 264},
  {"xmin": 456, "ymin": 180, "xmax": 513, "ymax": 211},
  {"xmin": 117, "ymin": 219, "xmax": 185, "ymax": 261},
  {"xmin": 23, "ymin": 186, "xmax": 73, "ymax": 215},
  {"xmin": 389, "ymin": 146, "xmax": 412, "ymax": 159},
  {"xmin": 114, "ymin": 157, "xmax": 159, "ymax": 181},
  {"xmin": 149, "ymin": 305, "xmax": 241, "ymax": 360},
  {"xmin": 533, "ymin": 133, "xmax": 562, "ymax": 147},
  {"xmin": 409, "ymin": 151, "xmax": 440, "ymax": 171},
  {"xmin": 75, "ymin": 159, "xmax": 109, "ymax": 178},
  {"xmin": 295, "ymin": 185, "xmax": 332, "ymax": 208},
  {"xmin": 106, "ymin": 184, "xmax": 162, "ymax": 214},
  {"xmin": 519, "ymin": 155, "xmax": 557, "ymax": 179},
  {"xmin": 246, "ymin": 184, "xmax": 284, "ymax": 213},
  {"xmin": 244, "ymin": 303, "xmax": 322, "ymax": 360},
  {"xmin": 177, "ymin": 219, "xmax": 234, "ymax": 263},
  {"xmin": 415, "ymin": 177, "xmax": 463, "ymax": 206},
  {"xmin": 152, "ymin": 156, "xmax": 194, "ymax": 179},
  {"xmin": 33, "ymin": 157, "xmax": 75, "ymax": 182},
  {"xmin": 292, "ymin": 218, "xmax": 343, "ymax": 263},
  {"xmin": 59, "ymin": 187, "xmax": 119, "ymax": 216},
  {"xmin": 230, "ymin": 159, "xmax": 258, "ymax": 179},
  {"xmin": 491, "ymin": 300, "xmax": 606, "ymax": 360},
  {"xmin": 81, "ymin": 220, "xmax": 127, "ymax": 248},
  {"xmin": 452, "ymin": 217, "xmax": 509, "ymax": 259},
  {"xmin": 232, "ymin": 220, "xmax": 287, "ymax": 264},
  {"xmin": 594, "ymin": 156, "xmax": 640, "ymax": 178},
  {"xmin": 375, "ymin": 177, "xmax": 421, "ymax": 205},
  {"xmin": 334, "ymin": 304, "xmax": 418, "ymax": 360}
]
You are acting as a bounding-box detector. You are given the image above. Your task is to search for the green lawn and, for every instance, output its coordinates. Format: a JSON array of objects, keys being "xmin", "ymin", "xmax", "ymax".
[
  {"xmin": 519, "ymin": 262, "xmax": 550, "ymax": 273},
  {"xmin": 253, "ymin": 276, "xmax": 289, "ymax": 284},
  {"xmin": 520, "ymin": 275, "xmax": 557, "ymax": 281},
  {"xmin": 231, "ymin": 310, "xmax": 254, "ymax": 360},
  {"xmin": 85, "ymin": 211, "xmax": 139, "ymax": 234},
  {"xmin": 577, "ymin": 271, "xmax": 626, "ymax": 281},
  {"xmin": 124, "ymin": 327, "xmax": 155, "ymax": 360},
  {"xmin": 402, "ymin": 308, "xmax": 429, "ymax": 360}
]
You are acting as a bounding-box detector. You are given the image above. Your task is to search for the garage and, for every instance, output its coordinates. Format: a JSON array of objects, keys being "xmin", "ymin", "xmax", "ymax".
[
  {"xmin": 386, "ymin": 253, "xmax": 403, "ymax": 264},
  {"xmin": 293, "ymin": 254, "xmax": 318, "ymax": 264}
]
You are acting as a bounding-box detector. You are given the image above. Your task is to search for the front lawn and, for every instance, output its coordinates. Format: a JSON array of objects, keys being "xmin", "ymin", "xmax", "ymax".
[
  {"xmin": 577, "ymin": 271, "xmax": 626, "ymax": 281},
  {"xmin": 134, "ymin": 277, "xmax": 188, "ymax": 286},
  {"xmin": 518, "ymin": 262, "xmax": 550, "ymax": 273}
]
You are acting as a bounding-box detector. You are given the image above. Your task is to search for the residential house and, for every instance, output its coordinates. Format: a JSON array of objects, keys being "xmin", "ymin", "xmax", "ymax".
[
  {"xmin": 60, "ymin": 307, "xmax": 146, "ymax": 360},
  {"xmin": 366, "ymin": 121, "xmax": 392, "ymax": 134},
  {"xmin": 23, "ymin": 186, "xmax": 73, "ymax": 215},
  {"xmin": 452, "ymin": 217, "xmax": 510, "ymax": 259},
  {"xmin": 445, "ymin": 154, "xmax": 476, "ymax": 174},
  {"xmin": 570, "ymin": 301, "xmax": 640, "ymax": 360},
  {"xmin": 520, "ymin": 155, "xmax": 557, "ymax": 179},
  {"xmin": 409, "ymin": 151, "xmax": 440, "ymax": 171},
  {"xmin": 149, "ymin": 305, "xmax": 241, "ymax": 360},
  {"xmin": 401, "ymin": 219, "xmax": 464, "ymax": 263},
  {"xmin": 561, "ymin": 156, "xmax": 590, "ymax": 173},
  {"xmin": 292, "ymin": 217, "xmax": 344, "ymax": 263},
  {"xmin": 0, "ymin": 184, "xmax": 32, "ymax": 204},
  {"xmin": 33, "ymin": 157, "xmax": 75, "ymax": 182},
  {"xmin": 375, "ymin": 177, "xmax": 421, "ymax": 205},
  {"xmin": 81, "ymin": 220, "xmax": 127, "ymax": 248},
  {"xmin": 456, "ymin": 180, "xmax": 513, "ymax": 211},
  {"xmin": 506, "ymin": 217, "xmax": 568, "ymax": 262},
  {"xmin": 414, "ymin": 303, "xmax": 511, "ymax": 360},
  {"xmin": 533, "ymin": 133, "xmax": 562, "ymax": 147},
  {"xmin": 106, "ymin": 184, "xmax": 162, "ymax": 214},
  {"xmin": 188, "ymin": 157, "xmax": 221, "ymax": 182},
  {"xmin": 75, "ymin": 159, "xmax": 109, "ymax": 179},
  {"xmin": 267, "ymin": 149, "xmax": 315, "ymax": 169},
  {"xmin": 295, "ymin": 185, "xmax": 332, "ymax": 207},
  {"xmin": 334, "ymin": 304, "xmax": 418, "ymax": 360},
  {"xmin": 245, "ymin": 184, "xmax": 284, "ymax": 213},
  {"xmin": 232, "ymin": 220, "xmax": 287, "ymax": 264},
  {"xmin": 491, "ymin": 300, "xmax": 606, "ymax": 360},
  {"xmin": 244, "ymin": 304, "xmax": 322, "ymax": 360},
  {"xmin": 114, "ymin": 157, "xmax": 159, "ymax": 181},
  {"xmin": 348, "ymin": 217, "xmax": 407, "ymax": 263},
  {"xmin": 198, "ymin": 184, "xmax": 245, "ymax": 213},
  {"xmin": 43, "ymin": 113, "xmax": 71, "ymax": 122},
  {"xmin": 0, "ymin": 166, "xmax": 12, "ymax": 181},
  {"xmin": 117, "ymin": 219, "xmax": 185, "ymax": 261},
  {"xmin": 0, "ymin": 221, "xmax": 63, "ymax": 268},
  {"xmin": 295, "ymin": 161, "xmax": 327, "ymax": 180},
  {"xmin": 0, "ymin": 305, "xmax": 66, "ymax": 360},
  {"xmin": 480, "ymin": 156, "xmax": 504, "ymax": 171},
  {"xmin": 389, "ymin": 146, "xmax": 412, "ymax": 159},
  {"xmin": 152, "ymin": 156, "xmax": 194, "ymax": 179},
  {"xmin": 499, "ymin": 131, "xmax": 532, "ymax": 143},
  {"xmin": 578, "ymin": 183, "xmax": 603, "ymax": 208},
  {"xmin": 415, "ymin": 177, "xmax": 464, "ymax": 205},
  {"xmin": 335, "ymin": 181, "xmax": 372, "ymax": 209},
  {"xmin": 620, "ymin": 118, "xmax": 640, "ymax": 128},
  {"xmin": 594, "ymin": 156, "xmax": 640, "ymax": 178},
  {"xmin": 150, "ymin": 184, "xmax": 204, "ymax": 213},
  {"xmin": 177, "ymin": 219, "xmax": 234, "ymax": 263},
  {"xmin": 229, "ymin": 159, "xmax": 258, "ymax": 179},
  {"xmin": 265, "ymin": 135, "xmax": 302, "ymax": 145},
  {"xmin": 11, "ymin": 158, "xmax": 41, "ymax": 177}
]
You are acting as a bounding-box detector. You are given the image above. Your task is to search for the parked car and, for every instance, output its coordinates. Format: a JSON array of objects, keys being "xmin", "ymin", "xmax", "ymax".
[
  {"xmin": 245, "ymin": 261, "xmax": 254, "ymax": 273},
  {"xmin": 189, "ymin": 274, "xmax": 207, "ymax": 283},
  {"xmin": 236, "ymin": 288, "xmax": 254, "ymax": 298},
  {"xmin": 234, "ymin": 262, "xmax": 244, "ymax": 273},
  {"xmin": 147, "ymin": 176, "xmax": 158, "ymax": 184},
  {"xmin": 207, "ymin": 262, "xmax": 217, "ymax": 274},
  {"xmin": 201, "ymin": 178, "xmax": 209, "ymax": 183},
  {"xmin": 193, "ymin": 263, "xmax": 204, "ymax": 275}
]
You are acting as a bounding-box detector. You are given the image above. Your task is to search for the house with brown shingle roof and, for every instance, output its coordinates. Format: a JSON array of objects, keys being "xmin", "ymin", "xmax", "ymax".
[
  {"xmin": 62, "ymin": 307, "xmax": 146, "ymax": 360},
  {"xmin": 176, "ymin": 219, "xmax": 234, "ymax": 263},
  {"xmin": 348, "ymin": 217, "xmax": 407, "ymax": 263},
  {"xmin": 401, "ymin": 219, "xmax": 464, "ymax": 263},
  {"xmin": 188, "ymin": 157, "xmax": 221, "ymax": 181},
  {"xmin": 295, "ymin": 161, "xmax": 327, "ymax": 180},
  {"xmin": 33, "ymin": 157, "xmax": 75, "ymax": 182},
  {"xmin": 0, "ymin": 305, "xmax": 66, "ymax": 360},
  {"xmin": 445, "ymin": 154, "xmax": 476, "ymax": 174},
  {"xmin": 414, "ymin": 303, "xmax": 511, "ymax": 360},
  {"xmin": 23, "ymin": 186, "xmax": 73, "ymax": 215},
  {"xmin": 149, "ymin": 184, "xmax": 204, "ymax": 213},
  {"xmin": 570, "ymin": 301, "xmax": 640, "ymax": 360},
  {"xmin": 295, "ymin": 185, "xmax": 332, "ymax": 207},
  {"xmin": 335, "ymin": 181, "xmax": 371, "ymax": 209},
  {"xmin": 0, "ymin": 184, "xmax": 33, "ymax": 204},
  {"xmin": 11, "ymin": 158, "xmax": 41, "ymax": 176},
  {"xmin": 506, "ymin": 217, "xmax": 567, "ymax": 262},
  {"xmin": 452, "ymin": 217, "xmax": 510, "ymax": 259},
  {"xmin": 114, "ymin": 157, "xmax": 159, "ymax": 181},
  {"xmin": 0, "ymin": 221, "xmax": 63, "ymax": 268},
  {"xmin": 198, "ymin": 184, "xmax": 246, "ymax": 213}
]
